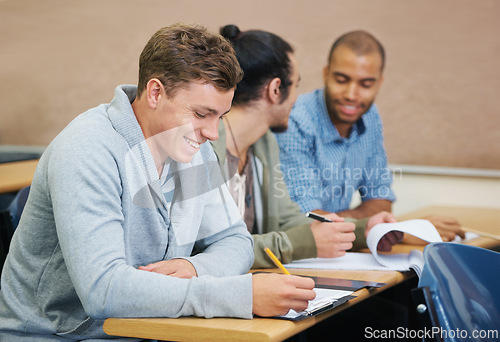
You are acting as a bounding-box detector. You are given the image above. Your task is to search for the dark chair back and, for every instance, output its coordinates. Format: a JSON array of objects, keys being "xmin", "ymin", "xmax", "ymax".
[
  {"xmin": 412, "ymin": 242, "xmax": 500, "ymax": 342},
  {"xmin": 0, "ymin": 210, "xmax": 14, "ymax": 272}
]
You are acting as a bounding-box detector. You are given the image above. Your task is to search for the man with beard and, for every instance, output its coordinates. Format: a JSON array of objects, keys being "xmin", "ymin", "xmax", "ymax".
[
  {"xmin": 213, "ymin": 25, "xmax": 401, "ymax": 269},
  {"xmin": 276, "ymin": 30, "xmax": 464, "ymax": 241}
]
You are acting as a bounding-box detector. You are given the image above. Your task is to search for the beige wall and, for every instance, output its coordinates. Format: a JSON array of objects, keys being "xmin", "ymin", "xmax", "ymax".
[
  {"xmin": 1, "ymin": 0, "xmax": 499, "ymax": 170},
  {"xmin": 392, "ymin": 175, "xmax": 499, "ymax": 216}
]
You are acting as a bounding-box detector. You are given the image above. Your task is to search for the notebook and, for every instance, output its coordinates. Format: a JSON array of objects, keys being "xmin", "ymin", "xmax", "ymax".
[{"xmin": 284, "ymin": 219, "xmax": 443, "ymax": 277}]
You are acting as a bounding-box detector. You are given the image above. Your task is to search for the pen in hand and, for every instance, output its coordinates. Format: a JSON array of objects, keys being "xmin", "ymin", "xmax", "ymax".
[
  {"xmin": 306, "ymin": 212, "xmax": 333, "ymax": 222},
  {"xmin": 264, "ymin": 247, "xmax": 291, "ymax": 275}
]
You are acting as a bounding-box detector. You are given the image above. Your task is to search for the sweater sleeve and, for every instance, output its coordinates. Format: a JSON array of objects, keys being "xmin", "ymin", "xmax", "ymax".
[
  {"xmin": 187, "ymin": 181, "xmax": 255, "ymax": 277},
  {"xmin": 252, "ymin": 217, "xmax": 369, "ymax": 268},
  {"xmin": 347, "ymin": 217, "xmax": 369, "ymax": 250},
  {"xmin": 251, "ymin": 224, "xmax": 316, "ymax": 269},
  {"xmin": 251, "ymin": 132, "xmax": 318, "ymax": 268}
]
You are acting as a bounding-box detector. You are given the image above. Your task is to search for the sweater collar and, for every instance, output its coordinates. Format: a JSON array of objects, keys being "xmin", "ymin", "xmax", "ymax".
[
  {"xmin": 107, "ymin": 85, "xmax": 145, "ymax": 149},
  {"xmin": 107, "ymin": 85, "xmax": 167, "ymax": 209}
]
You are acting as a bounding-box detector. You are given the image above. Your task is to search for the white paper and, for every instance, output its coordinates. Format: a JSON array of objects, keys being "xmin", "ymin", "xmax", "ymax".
[
  {"xmin": 367, "ymin": 219, "xmax": 442, "ymax": 275},
  {"xmin": 280, "ymin": 288, "xmax": 353, "ymax": 319},
  {"xmin": 453, "ymin": 232, "xmax": 479, "ymax": 242},
  {"xmin": 285, "ymin": 219, "xmax": 443, "ymax": 274}
]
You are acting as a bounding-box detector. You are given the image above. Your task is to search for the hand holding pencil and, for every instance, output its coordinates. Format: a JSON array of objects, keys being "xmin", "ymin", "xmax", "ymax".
[
  {"xmin": 251, "ymin": 247, "xmax": 315, "ymax": 317},
  {"xmin": 252, "ymin": 273, "xmax": 315, "ymax": 317}
]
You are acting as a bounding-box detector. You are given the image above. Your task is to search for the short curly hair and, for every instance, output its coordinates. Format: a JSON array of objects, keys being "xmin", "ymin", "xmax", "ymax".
[{"xmin": 137, "ymin": 23, "xmax": 244, "ymax": 98}]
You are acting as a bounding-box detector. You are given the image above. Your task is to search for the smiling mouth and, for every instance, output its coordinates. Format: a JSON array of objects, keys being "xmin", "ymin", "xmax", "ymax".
[
  {"xmin": 339, "ymin": 104, "xmax": 361, "ymax": 115},
  {"xmin": 184, "ymin": 136, "xmax": 201, "ymax": 149}
]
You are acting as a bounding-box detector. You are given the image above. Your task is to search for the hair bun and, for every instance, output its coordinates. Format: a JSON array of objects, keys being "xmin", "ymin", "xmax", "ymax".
[{"xmin": 220, "ymin": 24, "xmax": 240, "ymax": 41}]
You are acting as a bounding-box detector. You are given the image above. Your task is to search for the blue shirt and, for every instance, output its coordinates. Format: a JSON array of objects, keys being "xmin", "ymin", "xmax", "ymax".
[{"xmin": 275, "ymin": 88, "xmax": 395, "ymax": 213}]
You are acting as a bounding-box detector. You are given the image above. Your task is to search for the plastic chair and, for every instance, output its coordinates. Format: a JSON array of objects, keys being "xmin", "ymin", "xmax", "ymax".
[
  {"xmin": 412, "ymin": 242, "xmax": 500, "ymax": 342},
  {"xmin": 7, "ymin": 185, "xmax": 30, "ymax": 230},
  {"xmin": 0, "ymin": 210, "xmax": 14, "ymax": 272},
  {"xmin": 1, "ymin": 186, "xmax": 30, "ymax": 272}
]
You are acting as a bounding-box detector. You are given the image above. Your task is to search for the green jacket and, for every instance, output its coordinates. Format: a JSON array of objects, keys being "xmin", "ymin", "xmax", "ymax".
[{"xmin": 211, "ymin": 125, "xmax": 368, "ymax": 268}]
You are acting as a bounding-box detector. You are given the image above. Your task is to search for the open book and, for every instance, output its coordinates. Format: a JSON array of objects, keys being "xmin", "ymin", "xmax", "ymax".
[{"xmin": 284, "ymin": 219, "xmax": 443, "ymax": 276}]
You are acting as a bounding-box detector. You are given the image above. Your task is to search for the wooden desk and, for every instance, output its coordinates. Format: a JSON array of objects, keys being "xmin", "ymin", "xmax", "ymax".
[
  {"xmin": 0, "ymin": 159, "xmax": 38, "ymax": 193},
  {"xmin": 103, "ymin": 205, "xmax": 499, "ymax": 341},
  {"xmin": 103, "ymin": 269, "xmax": 406, "ymax": 342},
  {"xmin": 397, "ymin": 205, "xmax": 500, "ymax": 251}
]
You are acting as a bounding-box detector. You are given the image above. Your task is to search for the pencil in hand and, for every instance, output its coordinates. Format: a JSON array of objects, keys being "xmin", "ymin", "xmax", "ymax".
[{"xmin": 264, "ymin": 247, "xmax": 291, "ymax": 275}]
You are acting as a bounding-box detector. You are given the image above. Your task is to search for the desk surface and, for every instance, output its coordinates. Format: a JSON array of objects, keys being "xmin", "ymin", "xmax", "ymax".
[
  {"xmin": 0, "ymin": 159, "xmax": 38, "ymax": 193},
  {"xmin": 397, "ymin": 205, "xmax": 500, "ymax": 250},
  {"xmin": 103, "ymin": 205, "xmax": 500, "ymax": 341},
  {"xmin": 398, "ymin": 205, "xmax": 499, "ymax": 235},
  {"xmin": 103, "ymin": 269, "xmax": 406, "ymax": 342}
]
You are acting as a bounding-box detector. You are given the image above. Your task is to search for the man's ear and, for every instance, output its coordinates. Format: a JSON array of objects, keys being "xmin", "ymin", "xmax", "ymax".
[
  {"xmin": 146, "ymin": 78, "xmax": 164, "ymax": 110},
  {"xmin": 323, "ymin": 65, "xmax": 329, "ymax": 83},
  {"xmin": 378, "ymin": 73, "xmax": 385, "ymax": 87},
  {"xmin": 267, "ymin": 77, "xmax": 282, "ymax": 104}
]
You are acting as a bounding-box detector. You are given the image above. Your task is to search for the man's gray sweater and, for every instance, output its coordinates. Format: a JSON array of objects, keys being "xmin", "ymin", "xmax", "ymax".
[{"xmin": 0, "ymin": 85, "xmax": 254, "ymax": 341}]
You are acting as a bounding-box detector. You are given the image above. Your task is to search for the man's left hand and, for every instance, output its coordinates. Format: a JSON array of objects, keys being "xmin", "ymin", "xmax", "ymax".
[
  {"xmin": 138, "ymin": 258, "xmax": 197, "ymax": 278},
  {"xmin": 422, "ymin": 215, "xmax": 465, "ymax": 242}
]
